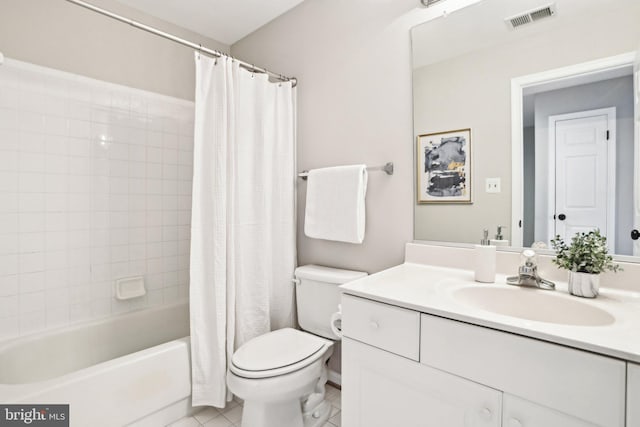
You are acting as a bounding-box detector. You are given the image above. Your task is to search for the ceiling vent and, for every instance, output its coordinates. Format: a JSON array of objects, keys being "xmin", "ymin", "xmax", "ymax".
[
  {"xmin": 505, "ymin": 3, "xmax": 556, "ymax": 29},
  {"xmin": 420, "ymin": 0, "xmax": 446, "ymax": 8}
]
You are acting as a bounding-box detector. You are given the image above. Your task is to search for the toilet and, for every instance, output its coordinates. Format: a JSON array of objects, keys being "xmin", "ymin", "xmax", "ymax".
[{"xmin": 227, "ymin": 265, "xmax": 367, "ymax": 427}]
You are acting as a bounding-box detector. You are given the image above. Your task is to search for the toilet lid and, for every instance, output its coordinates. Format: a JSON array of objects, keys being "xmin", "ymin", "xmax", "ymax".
[{"xmin": 232, "ymin": 328, "xmax": 327, "ymax": 372}]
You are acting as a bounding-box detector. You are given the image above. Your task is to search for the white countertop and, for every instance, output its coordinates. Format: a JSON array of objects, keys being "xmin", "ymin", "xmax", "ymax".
[{"xmin": 340, "ymin": 262, "xmax": 640, "ymax": 363}]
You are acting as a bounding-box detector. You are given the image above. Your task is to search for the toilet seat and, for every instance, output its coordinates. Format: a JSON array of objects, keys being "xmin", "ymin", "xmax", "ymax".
[{"xmin": 230, "ymin": 328, "xmax": 332, "ymax": 379}]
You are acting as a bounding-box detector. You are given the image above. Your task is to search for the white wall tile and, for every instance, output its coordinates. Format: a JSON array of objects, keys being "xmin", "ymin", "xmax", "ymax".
[
  {"xmin": 19, "ymin": 213, "xmax": 45, "ymax": 233},
  {"xmin": 0, "ymin": 193, "xmax": 19, "ymax": 214},
  {"xmin": 0, "ymin": 254, "xmax": 18, "ymax": 277},
  {"xmin": 0, "ymin": 295, "xmax": 19, "ymax": 318},
  {"xmin": 19, "ymin": 193, "xmax": 45, "ymax": 212},
  {"xmin": 19, "ymin": 172, "xmax": 45, "ymax": 193},
  {"xmin": 46, "ymin": 306, "xmax": 70, "ymax": 329},
  {"xmin": 19, "ymin": 311, "xmax": 46, "ymax": 335},
  {"xmin": 19, "ymin": 152, "xmax": 45, "ymax": 172},
  {"xmin": 19, "ymin": 291, "xmax": 45, "ymax": 314},
  {"xmin": 0, "ymin": 153, "xmax": 19, "ymax": 172},
  {"xmin": 45, "ymin": 288, "xmax": 70, "ymax": 309},
  {"xmin": 0, "ymin": 234, "xmax": 19, "ymax": 255},
  {"xmin": 45, "ymin": 154, "xmax": 68, "ymax": 174},
  {"xmin": 46, "ymin": 135, "xmax": 69, "ymax": 156},
  {"xmin": 19, "ymin": 233, "xmax": 45, "ymax": 253},
  {"xmin": 0, "ymin": 59, "xmax": 194, "ymax": 340},
  {"xmin": 0, "ymin": 317, "xmax": 19, "ymax": 340},
  {"xmin": 45, "ymin": 250, "xmax": 68, "ymax": 271},
  {"xmin": 0, "ymin": 274, "xmax": 19, "ymax": 297},
  {"xmin": 45, "ymin": 194, "xmax": 68, "ymax": 212}
]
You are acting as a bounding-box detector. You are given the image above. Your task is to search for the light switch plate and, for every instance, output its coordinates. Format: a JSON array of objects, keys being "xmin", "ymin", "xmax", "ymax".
[{"xmin": 486, "ymin": 177, "xmax": 501, "ymax": 193}]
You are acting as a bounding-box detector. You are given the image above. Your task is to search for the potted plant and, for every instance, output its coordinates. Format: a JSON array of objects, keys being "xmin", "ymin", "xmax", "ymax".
[{"xmin": 551, "ymin": 230, "xmax": 620, "ymax": 298}]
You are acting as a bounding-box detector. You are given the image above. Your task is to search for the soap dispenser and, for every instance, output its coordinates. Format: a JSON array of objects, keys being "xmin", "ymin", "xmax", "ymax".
[
  {"xmin": 474, "ymin": 229, "xmax": 496, "ymax": 283},
  {"xmin": 490, "ymin": 225, "xmax": 509, "ymax": 247}
]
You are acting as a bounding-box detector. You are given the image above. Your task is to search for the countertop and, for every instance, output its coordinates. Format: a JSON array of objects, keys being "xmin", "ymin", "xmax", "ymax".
[{"xmin": 340, "ymin": 262, "xmax": 640, "ymax": 363}]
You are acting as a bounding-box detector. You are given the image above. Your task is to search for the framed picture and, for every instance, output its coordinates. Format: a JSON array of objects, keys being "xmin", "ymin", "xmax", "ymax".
[{"xmin": 416, "ymin": 128, "xmax": 472, "ymax": 204}]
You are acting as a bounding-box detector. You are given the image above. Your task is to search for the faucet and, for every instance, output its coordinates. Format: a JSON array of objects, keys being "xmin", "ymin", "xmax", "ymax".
[{"xmin": 506, "ymin": 249, "xmax": 555, "ymax": 290}]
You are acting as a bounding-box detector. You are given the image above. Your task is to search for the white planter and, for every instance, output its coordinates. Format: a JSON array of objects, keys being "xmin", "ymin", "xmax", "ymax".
[{"xmin": 568, "ymin": 271, "xmax": 600, "ymax": 298}]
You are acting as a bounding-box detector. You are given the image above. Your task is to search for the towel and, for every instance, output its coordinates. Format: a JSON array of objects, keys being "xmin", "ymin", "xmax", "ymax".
[{"xmin": 304, "ymin": 165, "xmax": 368, "ymax": 243}]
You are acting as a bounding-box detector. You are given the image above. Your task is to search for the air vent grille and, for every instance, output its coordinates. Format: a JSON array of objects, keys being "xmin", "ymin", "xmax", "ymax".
[
  {"xmin": 530, "ymin": 7, "xmax": 554, "ymax": 21},
  {"xmin": 510, "ymin": 15, "xmax": 532, "ymax": 28},
  {"xmin": 505, "ymin": 3, "xmax": 556, "ymax": 30}
]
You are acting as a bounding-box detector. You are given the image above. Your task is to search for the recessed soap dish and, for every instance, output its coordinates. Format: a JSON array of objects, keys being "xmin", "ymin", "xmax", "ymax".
[{"xmin": 115, "ymin": 276, "xmax": 146, "ymax": 300}]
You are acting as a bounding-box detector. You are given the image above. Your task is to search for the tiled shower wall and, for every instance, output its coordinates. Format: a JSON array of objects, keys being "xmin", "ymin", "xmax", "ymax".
[{"xmin": 0, "ymin": 59, "xmax": 194, "ymax": 340}]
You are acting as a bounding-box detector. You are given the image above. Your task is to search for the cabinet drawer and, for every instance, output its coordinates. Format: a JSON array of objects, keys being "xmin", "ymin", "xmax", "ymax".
[
  {"xmin": 421, "ymin": 314, "xmax": 626, "ymax": 427},
  {"xmin": 341, "ymin": 294, "xmax": 420, "ymax": 360}
]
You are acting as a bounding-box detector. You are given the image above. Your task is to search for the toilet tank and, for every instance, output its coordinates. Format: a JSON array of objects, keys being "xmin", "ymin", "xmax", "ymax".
[{"xmin": 295, "ymin": 265, "xmax": 367, "ymax": 339}]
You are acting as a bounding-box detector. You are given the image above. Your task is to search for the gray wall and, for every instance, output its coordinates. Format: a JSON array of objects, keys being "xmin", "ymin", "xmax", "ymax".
[
  {"xmin": 232, "ymin": 0, "xmax": 426, "ymax": 273},
  {"xmin": 0, "ymin": 0, "xmax": 229, "ymax": 100},
  {"xmin": 533, "ymin": 76, "xmax": 635, "ymax": 255}
]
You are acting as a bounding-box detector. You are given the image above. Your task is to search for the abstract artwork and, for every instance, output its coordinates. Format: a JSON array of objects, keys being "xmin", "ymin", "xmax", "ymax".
[{"xmin": 416, "ymin": 129, "xmax": 472, "ymax": 204}]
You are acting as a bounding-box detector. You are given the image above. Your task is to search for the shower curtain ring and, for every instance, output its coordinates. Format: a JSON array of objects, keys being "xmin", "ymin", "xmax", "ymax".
[{"xmin": 197, "ymin": 44, "xmax": 202, "ymax": 59}]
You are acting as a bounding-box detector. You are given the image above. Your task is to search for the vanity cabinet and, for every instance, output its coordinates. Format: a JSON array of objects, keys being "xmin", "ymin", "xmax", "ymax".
[
  {"xmin": 629, "ymin": 363, "xmax": 640, "ymax": 427},
  {"xmin": 341, "ymin": 294, "xmax": 627, "ymax": 427}
]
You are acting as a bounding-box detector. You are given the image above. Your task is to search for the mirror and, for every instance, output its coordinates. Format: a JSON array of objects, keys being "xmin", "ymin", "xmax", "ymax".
[{"xmin": 412, "ymin": 0, "xmax": 640, "ymax": 258}]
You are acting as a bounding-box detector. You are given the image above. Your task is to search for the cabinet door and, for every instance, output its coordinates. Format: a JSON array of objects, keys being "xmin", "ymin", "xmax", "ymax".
[
  {"xmin": 342, "ymin": 337, "xmax": 501, "ymax": 427},
  {"xmin": 629, "ymin": 363, "xmax": 640, "ymax": 427},
  {"xmin": 503, "ymin": 394, "xmax": 598, "ymax": 427}
]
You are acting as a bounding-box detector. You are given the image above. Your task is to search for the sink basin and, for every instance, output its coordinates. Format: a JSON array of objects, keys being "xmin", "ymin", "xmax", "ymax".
[{"xmin": 452, "ymin": 287, "xmax": 615, "ymax": 326}]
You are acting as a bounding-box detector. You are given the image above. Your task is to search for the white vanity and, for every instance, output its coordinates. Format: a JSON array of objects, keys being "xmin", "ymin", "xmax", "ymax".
[{"xmin": 339, "ymin": 247, "xmax": 640, "ymax": 427}]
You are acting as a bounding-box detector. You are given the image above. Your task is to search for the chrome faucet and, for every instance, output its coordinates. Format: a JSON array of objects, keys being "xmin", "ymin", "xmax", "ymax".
[{"xmin": 506, "ymin": 249, "xmax": 555, "ymax": 290}]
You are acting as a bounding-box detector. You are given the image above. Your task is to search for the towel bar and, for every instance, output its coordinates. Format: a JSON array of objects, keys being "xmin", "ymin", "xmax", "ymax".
[{"xmin": 297, "ymin": 162, "xmax": 394, "ymax": 180}]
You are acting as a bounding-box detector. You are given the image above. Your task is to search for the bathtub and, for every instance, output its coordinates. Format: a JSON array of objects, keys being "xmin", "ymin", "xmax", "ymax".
[{"xmin": 0, "ymin": 303, "xmax": 192, "ymax": 427}]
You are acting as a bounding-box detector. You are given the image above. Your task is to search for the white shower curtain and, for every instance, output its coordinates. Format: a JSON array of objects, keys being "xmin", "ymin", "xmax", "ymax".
[{"xmin": 189, "ymin": 53, "xmax": 297, "ymax": 408}]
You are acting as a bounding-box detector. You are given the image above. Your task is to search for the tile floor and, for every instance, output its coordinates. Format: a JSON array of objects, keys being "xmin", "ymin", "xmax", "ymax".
[{"xmin": 167, "ymin": 384, "xmax": 342, "ymax": 427}]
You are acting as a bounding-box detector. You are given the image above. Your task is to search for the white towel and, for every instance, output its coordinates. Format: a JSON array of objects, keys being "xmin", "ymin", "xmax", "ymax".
[{"xmin": 304, "ymin": 165, "xmax": 368, "ymax": 244}]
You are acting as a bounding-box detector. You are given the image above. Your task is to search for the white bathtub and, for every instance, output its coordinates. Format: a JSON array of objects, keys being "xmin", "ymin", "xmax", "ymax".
[{"xmin": 0, "ymin": 303, "xmax": 192, "ymax": 427}]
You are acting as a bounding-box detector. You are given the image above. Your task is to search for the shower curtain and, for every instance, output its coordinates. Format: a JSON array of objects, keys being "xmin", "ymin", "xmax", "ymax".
[{"xmin": 189, "ymin": 54, "xmax": 297, "ymax": 407}]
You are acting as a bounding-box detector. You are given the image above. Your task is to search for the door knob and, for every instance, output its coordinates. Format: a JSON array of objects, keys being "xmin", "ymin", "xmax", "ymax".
[
  {"xmin": 557, "ymin": 213, "xmax": 566, "ymax": 221},
  {"xmin": 632, "ymin": 229, "xmax": 640, "ymax": 240},
  {"xmin": 508, "ymin": 419, "xmax": 522, "ymax": 427},
  {"xmin": 480, "ymin": 408, "xmax": 492, "ymax": 420}
]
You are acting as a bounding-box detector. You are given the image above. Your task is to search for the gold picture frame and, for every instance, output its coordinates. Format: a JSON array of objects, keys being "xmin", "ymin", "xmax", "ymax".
[{"xmin": 416, "ymin": 128, "xmax": 472, "ymax": 204}]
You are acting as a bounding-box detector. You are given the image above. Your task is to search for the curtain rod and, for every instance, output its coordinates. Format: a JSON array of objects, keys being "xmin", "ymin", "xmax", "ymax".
[{"xmin": 64, "ymin": 0, "xmax": 297, "ymax": 86}]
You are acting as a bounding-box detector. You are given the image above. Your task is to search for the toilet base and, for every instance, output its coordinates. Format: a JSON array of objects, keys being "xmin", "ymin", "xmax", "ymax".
[
  {"xmin": 302, "ymin": 399, "xmax": 331, "ymax": 427},
  {"xmin": 229, "ymin": 350, "xmax": 334, "ymax": 427},
  {"xmin": 240, "ymin": 397, "xmax": 330, "ymax": 427}
]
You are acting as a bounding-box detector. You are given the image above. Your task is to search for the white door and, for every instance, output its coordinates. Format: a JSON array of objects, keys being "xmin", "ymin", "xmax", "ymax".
[
  {"xmin": 633, "ymin": 52, "xmax": 640, "ymax": 256},
  {"xmin": 342, "ymin": 337, "xmax": 502, "ymax": 427},
  {"xmin": 549, "ymin": 108, "xmax": 616, "ymax": 251}
]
